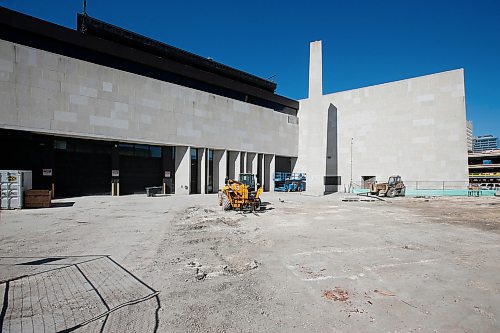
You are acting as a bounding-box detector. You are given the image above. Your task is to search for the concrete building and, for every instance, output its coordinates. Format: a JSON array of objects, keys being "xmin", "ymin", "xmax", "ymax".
[
  {"xmin": 295, "ymin": 41, "xmax": 468, "ymax": 194},
  {"xmin": 0, "ymin": 8, "xmax": 469, "ymax": 197},
  {"xmin": 0, "ymin": 8, "xmax": 298, "ymax": 196},
  {"xmin": 468, "ymin": 150, "xmax": 500, "ymax": 189},
  {"xmin": 467, "ymin": 120, "xmax": 473, "ymax": 152},
  {"xmin": 473, "ymin": 135, "xmax": 498, "ymax": 153}
]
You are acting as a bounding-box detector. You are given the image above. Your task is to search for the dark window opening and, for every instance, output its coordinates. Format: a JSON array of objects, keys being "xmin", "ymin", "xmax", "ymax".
[
  {"xmin": 362, "ymin": 176, "xmax": 376, "ymax": 189},
  {"xmin": 207, "ymin": 150, "xmax": 214, "ymax": 193}
]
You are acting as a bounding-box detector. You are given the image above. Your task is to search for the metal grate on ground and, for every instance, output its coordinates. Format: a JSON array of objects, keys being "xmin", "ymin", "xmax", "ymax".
[{"xmin": 0, "ymin": 255, "xmax": 160, "ymax": 332}]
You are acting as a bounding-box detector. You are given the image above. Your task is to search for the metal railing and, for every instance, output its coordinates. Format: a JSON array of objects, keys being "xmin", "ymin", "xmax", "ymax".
[
  {"xmin": 349, "ymin": 180, "xmax": 499, "ymax": 196},
  {"xmin": 404, "ymin": 181, "xmax": 469, "ymax": 191}
]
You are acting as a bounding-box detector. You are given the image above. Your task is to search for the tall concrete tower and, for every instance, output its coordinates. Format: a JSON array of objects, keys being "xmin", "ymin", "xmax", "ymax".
[
  {"xmin": 296, "ymin": 40, "xmax": 339, "ymax": 195},
  {"xmin": 309, "ymin": 41, "xmax": 323, "ymax": 98}
]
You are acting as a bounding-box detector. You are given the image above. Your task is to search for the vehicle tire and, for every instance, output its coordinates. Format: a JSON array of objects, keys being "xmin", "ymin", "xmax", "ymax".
[
  {"xmin": 255, "ymin": 198, "xmax": 262, "ymax": 211},
  {"xmin": 218, "ymin": 191, "xmax": 223, "ymax": 206},
  {"xmin": 387, "ymin": 188, "xmax": 396, "ymax": 198},
  {"xmin": 399, "ymin": 188, "xmax": 406, "ymax": 196},
  {"xmin": 222, "ymin": 193, "xmax": 232, "ymax": 211}
]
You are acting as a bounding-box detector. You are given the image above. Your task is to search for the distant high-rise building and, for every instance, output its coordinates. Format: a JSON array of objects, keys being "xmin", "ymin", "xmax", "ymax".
[
  {"xmin": 466, "ymin": 120, "xmax": 473, "ymax": 152},
  {"xmin": 473, "ymin": 135, "xmax": 499, "ymax": 152}
]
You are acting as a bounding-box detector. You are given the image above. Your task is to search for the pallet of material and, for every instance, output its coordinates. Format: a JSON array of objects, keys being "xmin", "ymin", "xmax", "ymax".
[{"xmin": 24, "ymin": 190, "xmax": 51, "ymax": 208}]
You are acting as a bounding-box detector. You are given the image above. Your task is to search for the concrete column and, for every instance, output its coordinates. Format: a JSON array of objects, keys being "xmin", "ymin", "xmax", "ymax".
[
  {"xmin": 264, "ymin": 154, "xmax": 275, "ymax": 192},
  {"xmin": 270, "ymin": 154, "xmax": 275, "ymax": 192},
  {"xmin": 258, "ymin": 153, "xmax": 264, "ymax": 185},
  {"xmin": 309, "ymin": 40, "xmax": 323, "ymax": 98},
  {"xmin": 175, "ymin": 146, "xmax": 190, "ymax": 195},
  {"xmin": 213, "ymin": 150, "xmax": 227, "ymax": 192},
  {"xmin": 235, "ymin": 151, "xmax": 242, "ymax": 181},
  {"xmin": 198, "ymin": 148, "xmax": 206, "ymax": 194},
  {"xmin": 257, "ymin": 154, "xmax": 266, "ymax": 187}
]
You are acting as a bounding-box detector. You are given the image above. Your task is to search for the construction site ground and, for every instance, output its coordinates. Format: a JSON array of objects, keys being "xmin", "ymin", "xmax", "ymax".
[{"xmin": 0, "ymin": 192, "xmax": 499, "ymax": 332}]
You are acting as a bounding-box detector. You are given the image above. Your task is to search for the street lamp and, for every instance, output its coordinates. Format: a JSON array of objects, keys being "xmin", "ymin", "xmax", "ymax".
[{"xmin": 350, "ymin": 137, "xmax": 353, "ymax": 193}]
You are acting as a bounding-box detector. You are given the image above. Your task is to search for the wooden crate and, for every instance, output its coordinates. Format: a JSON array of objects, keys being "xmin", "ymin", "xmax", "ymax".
[{"xmin": 24, "ymin": 190, "xmax": 51, "ymax": 208}]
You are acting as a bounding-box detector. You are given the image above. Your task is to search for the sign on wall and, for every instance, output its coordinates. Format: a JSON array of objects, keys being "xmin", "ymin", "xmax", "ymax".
[
  {"xmin": 112, "ymin": 170, "xmax": 119, "ymax": 177},
  {"xmin": 43, "ymin": 169, "xmax": 52, "ymax": 176},
  {"xmin": 164, "ymin": 171, "xmax": 171, "ymax": 178}
]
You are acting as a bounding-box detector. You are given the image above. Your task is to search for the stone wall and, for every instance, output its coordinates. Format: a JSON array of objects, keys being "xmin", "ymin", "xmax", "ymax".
[
  {"xmin": 296, "ymin": 68, "xmax": 468, "ymax": 193},
  {"xmin": 0, "ymin": 39, "xmax": 299, "ymax": 156}
]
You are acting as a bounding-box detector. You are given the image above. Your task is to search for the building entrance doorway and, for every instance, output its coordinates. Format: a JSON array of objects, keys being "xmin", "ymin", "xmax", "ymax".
[
  {"xmin": 119, "ymin": 144, "xmax": 163, "ymax": 195},
  {"xmin": 207, "ymin": 150, "xmax": 214, "ymax": 193},
  {"xmin": 54, "ymin": 139, "xmax": 111, "ymax": 197}
]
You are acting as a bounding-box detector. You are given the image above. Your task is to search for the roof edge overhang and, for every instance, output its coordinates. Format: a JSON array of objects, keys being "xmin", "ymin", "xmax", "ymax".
[{"xmin": 77, "ymin": 14, "xmax": 277, "ymax": 93}]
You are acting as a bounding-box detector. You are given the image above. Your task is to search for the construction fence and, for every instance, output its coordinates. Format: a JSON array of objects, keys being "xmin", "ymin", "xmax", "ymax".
[{"xmin": 352, "ymin": 181, "xmax": 498, "ymax": 197}]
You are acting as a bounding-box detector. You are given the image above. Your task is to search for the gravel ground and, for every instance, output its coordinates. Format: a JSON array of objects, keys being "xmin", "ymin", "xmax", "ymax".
[{"xmin": 0, "ymin": 192, "xmax": 499, "ymax": 332}]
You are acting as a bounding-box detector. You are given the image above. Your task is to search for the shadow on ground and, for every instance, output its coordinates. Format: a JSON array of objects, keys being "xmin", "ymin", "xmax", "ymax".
[{"xmin": 0, "ymin": 255, "xmax": 160, "ymax": 332}]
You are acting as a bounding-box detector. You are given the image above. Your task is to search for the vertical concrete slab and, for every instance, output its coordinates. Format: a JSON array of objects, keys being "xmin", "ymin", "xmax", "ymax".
[
  {"xmin": 264, "ymin": 154, "xmax": 275, "ymax": 192},
  {"xmin": 235, "ymin": 152, "xmax": 242, "ymax": 181},
  {"xmin": 198, "ymin": 148, "xmax": 206, "ymax": 194},
  {"xmin": 270, "ymin": 154, "xmax": 275, "ymax": 192},
  {"xmin": 213, "ymin": 150, "xmax": 227, "ymax": 192},
  {"xmin": 175, "ymin": 146, "xmax": 190, "ymax": 195},
  {"xmin": 309, "ymin": 41, "xmax": 323, "ymax": 98},
  {"xmin": 257, "ymin": 153, "xmax": 263, "ymax": 186},
  {"xmin": 219, "ymin": 150, "xmax": 227, "ymax": 191},
  {"xmin": 291, "ymin": 157, "xmax": 297, "ymax": 173}
]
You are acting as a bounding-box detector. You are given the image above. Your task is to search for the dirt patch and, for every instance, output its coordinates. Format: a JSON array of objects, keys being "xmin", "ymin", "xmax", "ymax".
[
  {"xmin": 178, "ymin": 206, "xmax": 240, "ymax": 229},
  {"xmin": 323, "ymin": 287, "xmax": 349, "ymax": 302}
]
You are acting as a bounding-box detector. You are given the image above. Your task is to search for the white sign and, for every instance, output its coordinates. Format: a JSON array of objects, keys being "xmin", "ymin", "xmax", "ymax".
[
  {"xmin": 43, "ymin": 169, "xmax": 52, "ymax": 176},
  {"xmin": 112, "ymin": 170, "xmax": 119, "ymax": 177},
  {"xmin": 164, "ymin": 171, "xmax": 171, "ymax": 178}
]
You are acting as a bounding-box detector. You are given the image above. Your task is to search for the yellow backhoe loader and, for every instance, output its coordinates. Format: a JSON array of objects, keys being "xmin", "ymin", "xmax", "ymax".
[
  {"xmin": 369, "ymin": 175, "xmax": 406, "ymax": 197},
  {"xmin": 218, "ymin": 174, "xmax": 263, "ymax": 211}
]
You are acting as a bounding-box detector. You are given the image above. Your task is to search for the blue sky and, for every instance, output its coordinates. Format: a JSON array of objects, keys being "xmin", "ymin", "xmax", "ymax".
[{"xmin": 2, "ymin": 0, "xmax": 499, "ymax": 138}]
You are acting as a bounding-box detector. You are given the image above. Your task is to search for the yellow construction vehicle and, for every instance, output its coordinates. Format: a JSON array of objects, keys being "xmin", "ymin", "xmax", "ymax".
[
  {"xmin": 218, "ymin": 173, "xmax": 263, "ymax": 211},
  {"xmin": 370, "ymin": 175, "xmax": 406, "ymax": 197}
]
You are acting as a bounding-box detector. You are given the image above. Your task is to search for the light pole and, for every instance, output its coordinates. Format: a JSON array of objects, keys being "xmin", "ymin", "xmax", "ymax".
[{"xmin": 350, "ymin": 137, "xmax": 353, "ymax": 193}]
